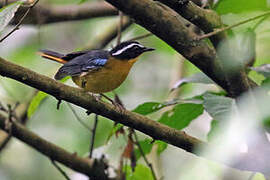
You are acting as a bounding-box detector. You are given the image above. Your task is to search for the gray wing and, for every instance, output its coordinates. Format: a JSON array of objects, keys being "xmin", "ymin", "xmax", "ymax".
[{"xmin": 54, "ymin": 50, "xmax": 109, "ymax": 80}]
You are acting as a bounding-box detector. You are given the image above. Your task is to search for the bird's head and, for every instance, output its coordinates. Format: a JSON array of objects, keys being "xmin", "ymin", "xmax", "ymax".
[{"xmin": 110, "ymin": 41, "xmax": 155, "ymax": 60}]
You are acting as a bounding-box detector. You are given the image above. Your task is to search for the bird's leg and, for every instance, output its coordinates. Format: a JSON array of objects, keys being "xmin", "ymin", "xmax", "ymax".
[
  {"xmin": 81, "ymin": 78, "xmax": 100, "ymax": 102},
  {"xmin": 100, "ymin": 93, "xmax": 125, "ymax": 112},
  {"xmin": 81, "ymin": 78, "xmax": 87, "ymax": 88},
  {"xmin": 100, "ymin": 93, "xmax": 114, "ymax": 104}
]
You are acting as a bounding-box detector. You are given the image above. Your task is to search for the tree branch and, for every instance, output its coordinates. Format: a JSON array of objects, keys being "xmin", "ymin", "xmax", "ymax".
[
  {"xmin": 0, "ymin": 1, "xmax": 118, "ymax": 24},
  {"xmin": 0, "ymin": 113, "xmax": 108, "ymax": 179},
  {"xmin": 51, "ymin": 159, "xmax": 71, "ymax": 180},
  {"xmin": 0, "ymin": 0, "xmax": 40, "ymax": 43},
  {"xmin": 157, "ymin": 0, "xmax": 226, "ymax": 48},
  {"xmin": 0, "ymin": 58, "xmax": 267, "ymax": 176},
  {"xmin": 89, "ymin": 114, "xmax": 99, "ymax": 158},
  {"xmin": 104, "ymin": 0, "xmax": 256, "ymax": 98},
  {"xmin": 0, "ymin": 98, "xmax": 32, "ymax": 152},
  {"xmin": 0, "ymin": 57, "xmax": 205, "ymax": 153},
  {"xmin": 198, "ymin": 11, "xmax": 270, "ymax": 40}
]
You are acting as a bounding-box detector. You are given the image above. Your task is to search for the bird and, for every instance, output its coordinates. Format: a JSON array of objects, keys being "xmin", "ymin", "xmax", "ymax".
[{"xmin": 38, "ymin": 41, "xmax": 154, "ymax": 103}]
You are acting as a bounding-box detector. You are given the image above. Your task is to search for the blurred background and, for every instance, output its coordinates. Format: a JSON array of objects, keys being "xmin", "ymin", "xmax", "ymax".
[{"xmin": 0, "ymin": 0, "xmax": 270, "ymax": 180}]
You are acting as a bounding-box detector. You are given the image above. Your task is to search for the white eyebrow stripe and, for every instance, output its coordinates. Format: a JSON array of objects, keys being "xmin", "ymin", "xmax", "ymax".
[{"xmin": 112, "ymin": 43, "xmax": 144, "ymax": 56}]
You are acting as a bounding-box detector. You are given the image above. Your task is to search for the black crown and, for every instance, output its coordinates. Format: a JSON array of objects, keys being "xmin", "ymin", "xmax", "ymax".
[{"xmin": 110, "ymin": 41, "xmax": 154, "ymax": 60}]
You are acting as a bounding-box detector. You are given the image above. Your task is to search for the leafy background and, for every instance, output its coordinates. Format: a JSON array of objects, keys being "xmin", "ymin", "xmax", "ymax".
[{"xmin": 0, "ymin": 0, "xmax": 270, "ymax": 179}]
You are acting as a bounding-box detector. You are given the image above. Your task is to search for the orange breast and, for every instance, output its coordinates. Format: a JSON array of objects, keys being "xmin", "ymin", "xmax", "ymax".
[{"xmin": 72, "ymin": 58, "xmax": 137, "ymax": 93}]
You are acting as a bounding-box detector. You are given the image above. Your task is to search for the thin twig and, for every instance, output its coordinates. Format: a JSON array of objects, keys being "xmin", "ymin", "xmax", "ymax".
[
  {"xmin": 51, "ymin": 159, "xmax": 71, "ymax": 180},
  {"xmin": 0, "ymin": 0, "xmax": 40, "ymax": 43},
  {"xmin": 5, "ymin": 103, "xmax": 20, "ymax": 134},
  {"xmin": 133, "ymin": 130, "xmax": 157, "ymax": 180},
  {"xmin": 66, "ymin": 103, "xmax": 92, "ymax": 132},
  {"xmin": 89, "ymin": 114, "xmax": 99, "ymax": 158},
  {"xmin": 0, "ymin": 113, "xmax": 108, "ymax": 178},
  {"xmin": 117, "ymin": 11, "xmax": 123, "ymax": 45},
  {"xmin": 252, "ymin": 15, "xmax": 269, "ymax": 31},
  {"xmin": 0, "ymin": 99, "xmax": 26, "ymax": 152},
  {"xmin": 57, "ymin": 99, "xmax": 62, "ymax": 110},
  {"xmin": 198, "ymin": 11, "xmax": 270, "ymax": 40},
  {"xmin": 127, "ymin": 33, "xmax": 153, "ymax": 41},
  {"xmin": 0, "ymin": 91, "xmax": 37, "ymax": 153},
  {"xmin": 0, "ymin": 104, "xmax": 15, "ymax": 152}
]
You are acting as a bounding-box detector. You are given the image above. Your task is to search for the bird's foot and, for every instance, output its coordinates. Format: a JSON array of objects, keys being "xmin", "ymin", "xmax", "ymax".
[
  {"xmin": 100, "ymin": 93, "xmax": 125, "ymax": 113},
  {"xmin": 111, "ymin": 100, "xmax": 126, "ymax": 113}
]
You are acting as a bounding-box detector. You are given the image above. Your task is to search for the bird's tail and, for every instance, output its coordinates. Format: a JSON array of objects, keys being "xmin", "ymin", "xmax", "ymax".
[{"xmin": 38, "ymin": 50, "xmax": 67, "ymax": 64}]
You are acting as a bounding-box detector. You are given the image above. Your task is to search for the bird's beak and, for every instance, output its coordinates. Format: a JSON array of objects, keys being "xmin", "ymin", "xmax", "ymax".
[{"xmin": 143, "ymin": 47, "xmax": 155, "ymax": 52}]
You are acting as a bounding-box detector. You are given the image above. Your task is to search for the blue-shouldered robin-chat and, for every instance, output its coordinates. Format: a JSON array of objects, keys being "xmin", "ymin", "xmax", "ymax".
[{"xmin": 38, "ymin": 41, "xmax": 154, "ymax": 94}]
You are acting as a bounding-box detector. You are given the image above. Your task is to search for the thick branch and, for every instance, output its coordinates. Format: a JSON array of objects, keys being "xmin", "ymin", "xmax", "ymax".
[
  {"xmin": 105, "ymin": 0, "xmax": 255, "ymax": 97},
  {"xmin": 157, "ymin": 0, "xmax": 226, "ymax": 48},
  {"xmin": 0, "ymin": 57, "xmax": 205, "ymax": 153},
  {"xmin": 0, "ymin": 114, "xmax": 108, "ymax": 179},
  {"xmin": 0, "ymin": 1, "xmax": 118, "ymax": 24}
]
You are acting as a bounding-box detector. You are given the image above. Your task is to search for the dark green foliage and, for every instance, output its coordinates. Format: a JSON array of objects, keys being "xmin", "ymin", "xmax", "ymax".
[{"xmin": 158, "ymin": 103, "xmax": 204, "ymax": 130}]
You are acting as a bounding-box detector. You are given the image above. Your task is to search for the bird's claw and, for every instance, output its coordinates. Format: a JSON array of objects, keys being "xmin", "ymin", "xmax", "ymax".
[{"xmin": 112, "ymin": 101, "xmax": 125, "ymax": 113}]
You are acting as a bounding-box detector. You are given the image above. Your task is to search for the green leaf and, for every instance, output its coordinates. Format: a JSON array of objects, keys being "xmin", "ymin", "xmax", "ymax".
[
  {"xmin": 261, "ymin": 77, "xmax": 270, "ymax": 91},
  {"xmin": 135, "ymin": 139, "xmax": 167, "ymax": 160},
  {"xmin": 203, "ymin": 93, "xmax": 235, "ymax": 121},
  {"xmin": 106, "ymin": 123, "xmax": 124, "ymax": 142},
  {"xmin": 94, "ymin": 117, "xmax": 114, "ymax": 148},
  {"xmin": 158, "ymin": 103, "xmax": 203, "ymax": 130},
  {"xmin": 262, "ymin": 77, "xmax": 270, "ymax": 86},
  {"xmin": 132, "ymin": 99, "xmax": 203, "ymax": 116},
  {"xmin": 214, "ymin": 0, "xmax": 268, "ymax": 15},
  {"xmin": 135, "ymin": 139, "xmax": 153, "ymax": 160},
  {"xmin": 250, "ymin": 64, "xmax": 270, "ymax": 78},
  {"xmin": 0, "ymin": 1, "xmax": 22, "ymax": 33},
  {"xmin": 132, "ymin": 102, "xmax": 165, "ymax": 115},
  {"xmin": 263, "ymin": 116, "xmax": 270, "ymax": 132},
  {"xmin": 170, "ymin": 72, "xmax": 214, "ymax": 92},
  {"xmin": 125, "ymin": 164, "xmax": 154, "ymax": 180},
  {"xmin": 155, "ymin": 140, "xmax": 167, "ymax": 155},
  {"xmin": 137, "ymin": 139, "xmax": 153, "ymax": 154},
  {"xmin": 207, "ymin": 120, "xmax": 219, "ymax": 140},
  {"xmin": 27, "ymin": 78, "xmax": 69, "ymax": 118},
  {"xmin": 27, "ymin": 91, "xmax": 48, "ymax": 118}
]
